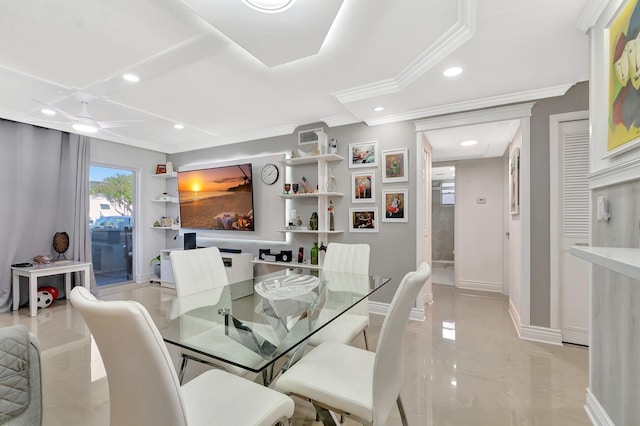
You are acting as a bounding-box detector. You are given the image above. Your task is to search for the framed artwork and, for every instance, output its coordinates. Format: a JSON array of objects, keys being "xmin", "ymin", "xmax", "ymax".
[
  {"xmin": 608, "ymin": 0, "xmax": 640, "ymax": 154},
  {"xmin": 509, "ymin": 148, "xmax": 520, "ymax": 215},
  {"xmin": 351, "ymin": 171, "xmax": 375, "ymax": 203},
  {"xmin": 382, "ymin": 189, "xmax": 408, "ymax": 222},
  {"xmin": 349, "ymin": 207, "xmax": 378, "ymax": 233},
  {"xmin": 155, "ymin": 164, "xmax": 167, "ymax": 174},
  {"xmin": 382, "ymin": 148, "xmax": 408, "ymax": 183},
  {"xmin": 348, "ymin": 141, "xmax": 378, "ymax": 168}
]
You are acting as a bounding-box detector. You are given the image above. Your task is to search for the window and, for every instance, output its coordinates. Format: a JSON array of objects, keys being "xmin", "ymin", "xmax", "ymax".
[{"xmin": 441, "ymin": 181, "xmax": 455, "ymax": 205}]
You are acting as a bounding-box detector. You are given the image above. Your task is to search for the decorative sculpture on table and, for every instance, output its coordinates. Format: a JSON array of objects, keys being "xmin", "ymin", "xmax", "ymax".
[{"xmin": 53, "ymin": 231, "xmax": 69, "ymax": 260}]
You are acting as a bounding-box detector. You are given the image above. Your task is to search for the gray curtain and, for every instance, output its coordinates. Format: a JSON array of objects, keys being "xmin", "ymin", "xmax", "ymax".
[{"xmin": 0, "ymin": 119, "xmax": 95, "ymax": 313}]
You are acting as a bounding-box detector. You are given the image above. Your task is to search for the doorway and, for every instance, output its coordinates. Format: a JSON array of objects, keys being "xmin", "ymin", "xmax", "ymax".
[
  {"xmin": 89, "ymin": 165, "xmax": 135, "ymax": 286},
  {"xmin": 431, "ymin": 166, "xmax": 455, "ymax": 286}
]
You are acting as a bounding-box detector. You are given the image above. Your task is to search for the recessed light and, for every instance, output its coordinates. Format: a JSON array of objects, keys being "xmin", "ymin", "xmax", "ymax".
[
  {"xmin": 460, "ymin": 140, "xmax": 477, "ymax": 146},
  {"xmin": 72, "ymin": 123, "xmax": 98, "ymax": 133},
  {"xmin": 173, "ymin": 123, "xmax": 184, "ymax": 130},
  {"xmin": 242, "ymin": 0, "xmax": 296, "ymax": 13},
  {"xmin": 374, "ymin": 106, "xmax": 384, "ymax": 112},
  {"xmin": 443, "ymin": 67, "xmax": 463, "ymax": 77},
  {"xmin": 41, "ymin": 108, "xmax": 56, "ymax": 116},
  {"xmin": 123, "ymin": 73, "xmax": 140, "ymax": 83}
]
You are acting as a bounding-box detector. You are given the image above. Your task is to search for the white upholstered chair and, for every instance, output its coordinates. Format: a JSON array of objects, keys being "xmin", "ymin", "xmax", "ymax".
[
  {"xmin": 70, "ymin": 286, "xmax": 294, "ymax": 426},
  {"xmin": 274, "ymin": 262, "xmax": 431, "ymax": 426},
  {"xmin": 170, "ymin": 246, "xmax": 258, "ymax": 380},
  {"xmin": 308, "ymin": 243, "xmax": 371, "ymax": 349}
]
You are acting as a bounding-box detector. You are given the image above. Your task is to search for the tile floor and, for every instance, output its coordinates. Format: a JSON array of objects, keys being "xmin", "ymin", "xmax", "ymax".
[{"xmin": 1, "ymin": 283, "xmax": 590, "ymax": 425}]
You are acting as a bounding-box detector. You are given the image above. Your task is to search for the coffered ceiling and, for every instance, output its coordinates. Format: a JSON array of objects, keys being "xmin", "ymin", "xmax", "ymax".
[{"xmin": 0, "ymin": 0, "xmax": 590, "ymax": 156}]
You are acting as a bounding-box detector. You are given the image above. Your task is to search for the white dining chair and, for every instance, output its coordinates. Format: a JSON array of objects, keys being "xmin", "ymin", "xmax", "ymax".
[
  {"xmin": 170, "ymin": 246, "xmax": 254, "ymax": 380},
  {"xmin": 308, "ymin": 243, "xmax": 371, "ymax": 349},
  {"xmin": 274, "ymin": 262, "xmax": 431, "ymax": 426},
  {"xmin": 70, "ymin": 286, "xmax": 294, "ymax": 426}
]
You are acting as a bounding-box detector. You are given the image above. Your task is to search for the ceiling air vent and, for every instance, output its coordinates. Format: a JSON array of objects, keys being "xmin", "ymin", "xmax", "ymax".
[{"xmin": 298, "ymin": 128, "xmax": 322, "ymax": 145}]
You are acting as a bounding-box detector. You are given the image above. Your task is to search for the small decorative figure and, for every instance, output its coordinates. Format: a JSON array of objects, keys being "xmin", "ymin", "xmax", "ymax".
[
  {"xmin": 312, "ymin": 144, "xmax": 320, "ymax": 156},
  {"xmin": 53, "ymin": 231, "xmax": 69, "ymax": 260},
  {"xmin": 328, "ymin": 200, "xmax": 335, "ymax": 231}
]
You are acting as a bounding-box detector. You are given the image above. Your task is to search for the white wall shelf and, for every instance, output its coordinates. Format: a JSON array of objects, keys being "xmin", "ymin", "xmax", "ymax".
[
  {"xmin": 151, "ymin": 198, "xmax": 178, "ymax": 204},
  {"xmin": 570, "ymin": 246, "xmax": 640, "ymax": 281},
  {"xmin": 279, "ymin": 192, "xmax": 344, "ymax": 199},
  {"xmin": 278, "ymin": 229, "xmax": 344, "ymax": 234},
  {"xmin": 152, "ymin": 172, "xmax": 177, "ymax": 179},
  {"xmin": 281, "ymin": 153, "xmax": 343, "ymax": 166},
  {"xmin": 152, "ymin": 225, "xmax": 179, "ymax": 230},
  {"xmin": 252, "ymin": 259, "xmax": 322, "ymax": 270}
]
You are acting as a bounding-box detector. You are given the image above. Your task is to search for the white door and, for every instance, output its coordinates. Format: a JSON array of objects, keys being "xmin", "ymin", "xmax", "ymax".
[{"xmin": 551, "ymin": 117, "xmax": 590, "ymax": 346}]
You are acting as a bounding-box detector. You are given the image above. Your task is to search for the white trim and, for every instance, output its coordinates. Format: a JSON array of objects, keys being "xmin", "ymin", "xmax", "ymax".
[
  {"xmin": 320, "ymin": 114, "xmax": 360, "ymax": 128},
  {"xmin": 368, "ymin": 301, "xmax": 425, "ymax": 322},
  {"xmin": 414, "ymin": 102, "xmax": 535, "ymax": 132},
  {"xmin": 576, "ymin": 0, "xmax": 610, "ymax": 33},
  {"xmin": 549, "ymin": 110, "xmax": 589, "ymax": 332},
  {"xmin": 585, "ymin": 388, "xmax": 615, "ymax": 426},
  {"xmin": 519, "ymin": 116, "xmax": 532, "ymax": 325},
  {"xmin": 509, "ymin": 299, "xmax": 562, "ymax": 345},
  {"xmin": 332, "ymin": 0, "xmax": 476, "ymax": 104},
  {"xmin": 456, "ymin": 279, "xmax": 503, "ymax": 293},
  {"xmin": 589, "ymin": 156, "xmax": 640, "ymax": 189}
]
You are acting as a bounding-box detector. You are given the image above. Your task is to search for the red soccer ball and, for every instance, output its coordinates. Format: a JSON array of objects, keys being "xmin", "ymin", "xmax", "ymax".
[{"xmin": 38, "ymin": 286, "xmax": 59, "ymax": 301}]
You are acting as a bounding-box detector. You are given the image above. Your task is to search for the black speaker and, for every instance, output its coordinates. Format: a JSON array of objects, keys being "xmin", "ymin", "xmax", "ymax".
[{"xmin": 184, "ymin": 232, "xmax": 196, "ymax": 250}]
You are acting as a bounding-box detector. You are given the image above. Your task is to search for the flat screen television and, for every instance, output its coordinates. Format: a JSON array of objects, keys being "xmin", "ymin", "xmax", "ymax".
[{"xmin": 177, "ymin": 163, "xmax": 254, "ymax": 231}]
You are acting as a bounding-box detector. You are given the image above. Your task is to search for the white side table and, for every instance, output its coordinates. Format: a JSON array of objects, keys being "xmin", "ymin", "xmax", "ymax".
[{"xmin": 12, "ymin": 260, "xmax": 91, "ymax": 317}]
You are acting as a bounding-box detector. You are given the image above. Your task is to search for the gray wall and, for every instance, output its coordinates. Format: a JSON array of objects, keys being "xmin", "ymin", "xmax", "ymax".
[
  {"xmin": 529, "ymin": 81, "xmax": 589, "ymax": 327},
  {"xmin": 590, "ymin": 180, "xmax": 640, "ymax": 425},
  {"xmin": 168, "ymin": 120, "xmax": 418, "ymax": 303}
]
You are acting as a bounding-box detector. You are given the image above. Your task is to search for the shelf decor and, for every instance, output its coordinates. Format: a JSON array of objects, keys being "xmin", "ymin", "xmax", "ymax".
[
  {"xmin": 509, "ymin": 148, "xmax": 520, "ymax": 215},
  {"xmin": 155, "ymin": 164, "xmax": 167, "ymax": 174},
  {"xmin": 382, "ymin": 148, "xmax": 408, "ymax": 183}
]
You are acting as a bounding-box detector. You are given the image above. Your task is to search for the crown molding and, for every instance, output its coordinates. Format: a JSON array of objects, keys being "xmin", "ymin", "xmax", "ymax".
[
  {"xmin": 332, "ymin": 0, "xmax": 476, "ymax": 104},
  {"xmin": 320, "ymin": 114, "xmax": 360, "ymax": 127},
  {"xmin": 576, "ymin": 0, "xmax": 610, "ymax": 33},
  {"xmin": 365, "ymin": 84, "xmax": 570, "ymax": 127}
]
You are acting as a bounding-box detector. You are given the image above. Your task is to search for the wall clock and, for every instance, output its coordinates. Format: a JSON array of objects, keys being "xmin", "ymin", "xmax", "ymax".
[{"xmin": 261, "ymin": 163, "xmax": 279, "ymax": 185}]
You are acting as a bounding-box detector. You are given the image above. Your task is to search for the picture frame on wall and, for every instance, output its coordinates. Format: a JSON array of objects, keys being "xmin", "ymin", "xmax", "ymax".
[
  {"xmin": 155, "ymin": 164, "xmax": 167, "ymax": 174},
  {"xmin": 382, "ymin": 189, "xmax": 408, "ymax": 222},
  {"xmin": 509, "ymin": 148, "xmax": 520, "ymax": 215},
  {"xmin": 348, "ymin": 141, "xmax": 378, "ymax": 168},
  {"xmin": 607, "ymin": 0, "xmax": 640, "ymax": 156},
  {"xmin": 351, "ymin": 171, "xmax": 375, "ymax": 203},
  {"xmin": 349, "ymin": 207, "xmax": 378, "ymax": 233},
  {"xmin": 382, "ymin": 148, "xmax": 408, "ymax": 183}
]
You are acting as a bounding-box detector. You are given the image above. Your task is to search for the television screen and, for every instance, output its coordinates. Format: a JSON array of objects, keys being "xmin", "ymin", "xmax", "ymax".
[{"xmin": 177, "ymin": 163, "xmax": 254, "ymax": 231}]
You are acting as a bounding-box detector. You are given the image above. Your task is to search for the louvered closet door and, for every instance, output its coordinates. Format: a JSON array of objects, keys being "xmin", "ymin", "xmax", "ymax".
[{"xmin": 559, "ymin": 119, "xmax": 590, "ymax": 346}]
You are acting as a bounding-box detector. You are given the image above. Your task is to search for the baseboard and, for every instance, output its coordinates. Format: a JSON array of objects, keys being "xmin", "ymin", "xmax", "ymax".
[
  {"xmin": 369, "ymin": 301, "xmax": 425, "ymax": 322},
  {"xmin": 508, "ymin": 299, "xmax": 563, "ymax": 345},
  {"xmin": 457, "ymin": 279, "xmax": 503, "ymax": 292},
  {"xmin": 585, "ymin": 388, "xmax": 614, "ymax": 426}
]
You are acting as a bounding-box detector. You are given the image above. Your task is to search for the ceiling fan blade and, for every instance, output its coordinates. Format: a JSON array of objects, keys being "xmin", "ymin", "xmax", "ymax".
[
  {"xmin": 31, "ymin": 98, "xmax": 77, "ymax": 121},
  {"xmin": 96, "ymin": 120, "xmax": 141, "ymax": 129}
]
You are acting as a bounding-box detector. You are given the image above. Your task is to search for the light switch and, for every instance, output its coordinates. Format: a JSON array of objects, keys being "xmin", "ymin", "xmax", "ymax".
[{"xmin": 476, "ymin": 197, "xmax": 486, "ymax": 204}]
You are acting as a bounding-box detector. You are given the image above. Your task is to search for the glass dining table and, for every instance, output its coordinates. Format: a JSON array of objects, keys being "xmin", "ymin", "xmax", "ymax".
[{"xmin": 156, "ymin": 267, "xmax": 391, "ymax": 384}]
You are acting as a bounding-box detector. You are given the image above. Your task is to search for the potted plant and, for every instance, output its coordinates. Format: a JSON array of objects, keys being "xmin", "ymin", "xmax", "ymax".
[{"xmin": 150, "ymin": 255, "xmax": 161, "ymax": 278}]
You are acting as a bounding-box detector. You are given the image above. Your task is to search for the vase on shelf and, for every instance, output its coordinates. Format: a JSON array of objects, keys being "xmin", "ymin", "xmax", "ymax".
[{"xmin": 311, "ymin": 242, "xmax": 319, "ymax": 265}]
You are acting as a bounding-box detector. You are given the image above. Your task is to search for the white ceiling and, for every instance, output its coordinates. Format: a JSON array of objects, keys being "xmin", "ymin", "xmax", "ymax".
[{"xmin": 0, "ymin": 0, "xmax": 590, "ymax": 156}]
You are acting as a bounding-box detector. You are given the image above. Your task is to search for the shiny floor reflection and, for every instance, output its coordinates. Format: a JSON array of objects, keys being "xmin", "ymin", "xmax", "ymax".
[{"xmin": 0, "ymin": 283, "xmax": 589, "ymax": 425}]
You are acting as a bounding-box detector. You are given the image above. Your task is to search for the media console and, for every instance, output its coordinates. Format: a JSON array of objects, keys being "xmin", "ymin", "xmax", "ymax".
[{"xmin": 159, "ymin": 249, "xmax": 254, "ymax": 299}]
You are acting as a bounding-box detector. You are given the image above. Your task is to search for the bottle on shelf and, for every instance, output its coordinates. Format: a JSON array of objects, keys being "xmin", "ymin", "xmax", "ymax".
[{"xmin": 311, "ymin": 242, "xmax": 319, "ymax": 265}]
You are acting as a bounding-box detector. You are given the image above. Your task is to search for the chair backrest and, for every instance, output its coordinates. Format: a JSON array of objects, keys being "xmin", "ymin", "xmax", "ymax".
[
  {"xmin": 70, "ymin": 287, "xmax": 188, "ymax": 426},
  {"xmin": 170, "ymin": 246, "xmax": 229, "ymax": 297},
  {"xmin": 372, "ymin": 262, "xmax": 431, "ymax": 424},
  {"xmin": 323, "ymin": 243, "xmax": 370, "ymax": 274}
]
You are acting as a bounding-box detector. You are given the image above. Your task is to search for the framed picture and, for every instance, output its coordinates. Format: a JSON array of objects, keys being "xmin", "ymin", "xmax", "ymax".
[
  {"xmin": 349, "ymin": 207, "xmax": 378, "ymax": 233},
  {"xmin": 348, "ymin": 141, "xmax": 378, "ymax": 168},
  {"xmin": 509, "ymin": 148, "xmax": 520, "ymax": 215},
  {"xmin": 382, "ymin": 189, "xmax": 408, "ymax": 222},
  {"xmin": 155, "ymin": 164, "xmax": 167, "ymax": 174},
  {"xmin": 607, "ymin": 0, "xmax": 640, "ymax": 154},
  {"xmin": 382, "ymin": 148, "xmax": 408, "ymax": 183},
  {"xmin": 351, "ymin": 171, "xmax": 375, "ymax": 203}
]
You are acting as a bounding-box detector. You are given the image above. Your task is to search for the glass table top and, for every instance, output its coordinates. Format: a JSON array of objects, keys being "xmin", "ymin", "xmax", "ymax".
[{"xmin": 157, "ymin": 268, "xmax": 391, "ymax": 373}]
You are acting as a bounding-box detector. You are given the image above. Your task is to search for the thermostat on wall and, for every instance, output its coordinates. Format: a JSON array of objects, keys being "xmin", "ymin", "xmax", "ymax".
[{"xmin": 476, "ymin": 197, "xmax": 486, "ymax": 204}]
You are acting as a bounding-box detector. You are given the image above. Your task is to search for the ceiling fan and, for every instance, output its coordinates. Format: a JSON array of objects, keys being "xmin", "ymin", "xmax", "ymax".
[{"xmin": 32, "ymin": 94, "xmax": 140, "ymax": 135}]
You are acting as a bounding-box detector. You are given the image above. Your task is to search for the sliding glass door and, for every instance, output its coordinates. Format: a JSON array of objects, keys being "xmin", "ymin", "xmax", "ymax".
[{"xmin": 89, "ymin": 165, "xmax": 135, "ymax": 286}]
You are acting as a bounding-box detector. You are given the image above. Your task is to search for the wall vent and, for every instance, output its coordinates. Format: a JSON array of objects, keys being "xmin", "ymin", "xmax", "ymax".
[{"xmin": 298, "ymin": 128, "xmax": 322, "ymax": 145}]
